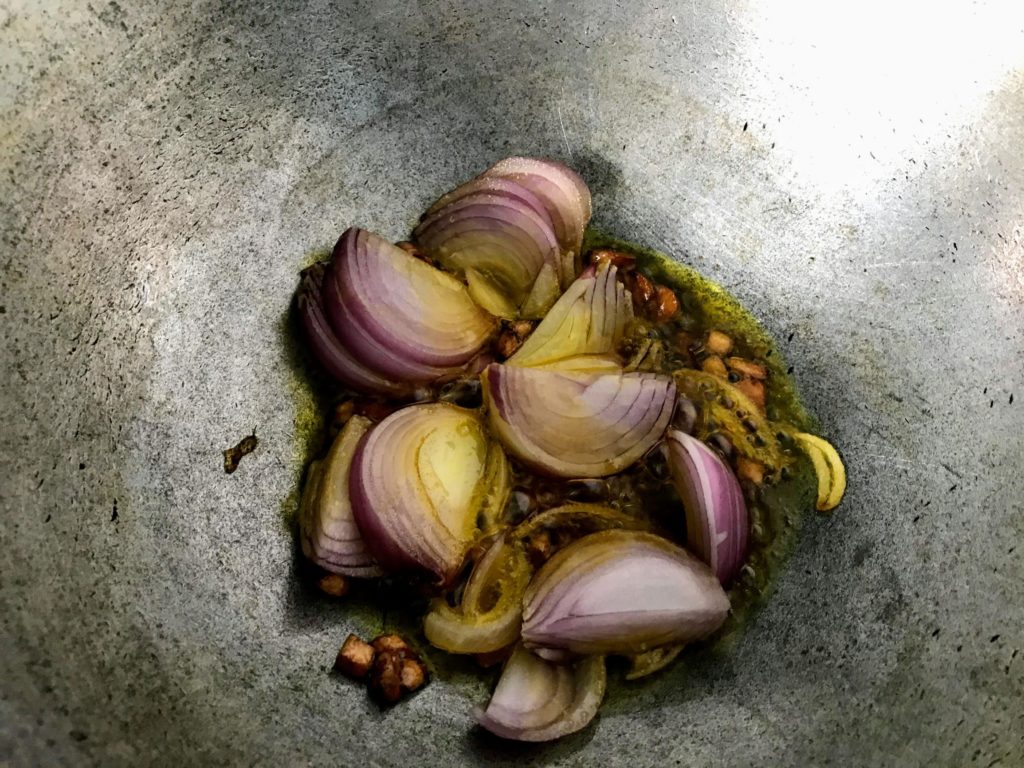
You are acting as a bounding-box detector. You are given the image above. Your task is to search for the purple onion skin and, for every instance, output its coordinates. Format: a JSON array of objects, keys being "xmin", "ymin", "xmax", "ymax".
[
  {"xmin": 424, "ymin": 176, "xmax": 552, "ymax": 221},
  {"xmin": 321, "ymin": 228, "xmax": 490, "ymax": 383},
  {"xmin": 665, "ymin": 430, "xmax": 749, "ymax": 586},
  {"xmin": 484, "ymin": 363, "xmax": 676, "ymax": 478},
  {"xmin": 347, "ymin": 428, "xmax": 423, "ymax": 575},
  {"xmin": 296, "ymin": 264, "xmax": 411, "ymax": 396},
  {"xmin": 521, "ymin": 530, "xmax": 730, "ymax": 656}
]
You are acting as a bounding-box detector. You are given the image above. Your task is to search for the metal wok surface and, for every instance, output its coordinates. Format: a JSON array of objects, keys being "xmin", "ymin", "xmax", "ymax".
[{"xmin": 2, "ymin": 1, "xmax": 1022, "ymax": 765}]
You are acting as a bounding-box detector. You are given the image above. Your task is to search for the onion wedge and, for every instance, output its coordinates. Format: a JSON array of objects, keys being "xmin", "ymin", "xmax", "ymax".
[
  {"xmin": 484, "ymin": 157, "xmax": 592, "ymax": 287},
  {"xmin": 299, "ymin": 416, "xmax": 382, "ymax": 578},
  {"xmin": 424, "ymin": 533, "xmax": 531, "ymax": 654},
  {"xmin": 521, "ymin": 530, "xmax": 730, "ymax": 656},
  {"xmin": 413, "ymin": 190, "xmax": 560, "ymax": 317},
  {"xmin": 321, "ymin": 228, "xmax": 496, "ymax": 384},
  {"xmin": 507, "ymin": 262, "xmax": 633, "ymax": 370},
  {"xmin": 793, "ymin": 432, "xmax": 847, "ymax": 511},
  {"xmin": 483, "ymin": 364, "xmax": 676, "ymax": 478},
  {"xmin": 350, "ymin": 403, "xmax": 509, "ymax": 582},
  {"xmin": 664, "ymin": 429, "xmax": 749, "ymax": 586},
  {"xmin": 296, "ymin": 264, "xmax": 412, "ymax": 396},
  {"xmin": 475, "ymin": 645, "xmax": 606, "ymax": 742}
]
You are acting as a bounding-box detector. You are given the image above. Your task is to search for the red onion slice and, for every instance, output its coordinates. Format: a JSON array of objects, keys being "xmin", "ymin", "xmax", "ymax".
[
  {"xmin": 424, "ymin": 533, "xmax": 530, "ymax": 654},
  {"xmin": 664, "ymin": 429, "xmax": 749, "ymax": 586},
  {"xmin": 424, "ymin": 175, "xmax": 552, "ymax": 223},
  {"xmin": 321, "ymin": 228, "xmax": 496, "ymax": 383},
  {"xmin": 483, "ymin": 364, "xmax": 676, "ymax": 478},
  {"xmin": 518, "ymin": 262, "xmax": 560, "ymax": 319},
  {"xmin": 425, "ymin": 503, "xmax": 647, "ymax": 655},
  {"xmin": 413, "ymin": 190, "xmax": 561, "ymax": 317},
  {"xmin": 475, "ymin": 645, "xmax": 606, "ymax": 742},
  {"xmin": 521, "ymin": 530, "xmax": 730, "ymax": 656},
  {"xmin": 296, "ymin": 265, "xmax": 412, "ymax": 396},
  {"xmin": 484, "ymin": 157, "xmax": 592, "ymax": 287},
  {"xmin": 299, "ymin": 416, "xmax": 382, "ymax": 578},
  {"xmin": 350, "ymin": 403, "xmax": 509, "ymax": 582},
  {"xmin": 508, "ymin": 263, "xmax": 633, "ymax": 370}
]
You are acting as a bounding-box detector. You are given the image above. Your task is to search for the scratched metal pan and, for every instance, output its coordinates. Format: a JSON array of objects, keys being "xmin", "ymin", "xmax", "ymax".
[{"xmin": 2, "ymin": 1, "xmax": 1022, "ymax": 766}]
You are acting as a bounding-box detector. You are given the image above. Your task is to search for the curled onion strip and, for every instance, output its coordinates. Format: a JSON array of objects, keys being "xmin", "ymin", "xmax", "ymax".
[
  {"xmin": 665, "ymin": 429, "xmax": 749, "ymax": 586},
  {"xmin": 475, "ymin": 645, "xmax": 606, "ymax": 742},
  {"xmin": 300, "ymin": 415, "xmax": 382, "ymax": 578},
  {"xmin": 508, "ymin": 263, "xmax": 633, "ymax": 370}
]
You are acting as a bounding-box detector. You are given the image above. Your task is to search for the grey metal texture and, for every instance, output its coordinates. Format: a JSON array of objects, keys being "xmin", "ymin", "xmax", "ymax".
[{"xmin": 2, "ymin": 0, "xmax": 1022, "ymax": 766}]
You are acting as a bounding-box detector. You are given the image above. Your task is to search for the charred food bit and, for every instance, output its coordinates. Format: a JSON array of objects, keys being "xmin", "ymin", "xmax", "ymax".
[
  {"xmin": 222, "ymin": 433, "xmax": 258, "ymax": 474},
  {"xmin": 317, "ymin": 573, "xmax": 350, "ymax": 598},
  {"xmin": 367, "ymin": 634, "xmax": 429, "ymax": 704},
  {"xmin": 400, "ymin": 659, "xmax": 426, "ymax": 692},
  {"xmin": 496, "ymin": 319, "xmax": 537, "ymax": 359},
  {"xmin": 588, "ymin": 248, "xmax": 636, "ymax": 270},
  {"xmin": 371, "ymin": 634, "xmax": 410, "ymax": 654},
  {"xmin": 652, "ymin": 285, "xmax": 679, "ymax": 322},
  {"xmin": 335, "ymin": 634, "xmax": 375, "ymax": 679},
  {"xmin": 328, "ymin": 400, "xmax": 355, "ymax": 438}
]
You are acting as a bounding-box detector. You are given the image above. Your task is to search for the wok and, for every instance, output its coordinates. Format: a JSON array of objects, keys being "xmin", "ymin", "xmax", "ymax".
[{"xmin": 2, "ymin": 1, "xmax": 1022, "ymax": 765}]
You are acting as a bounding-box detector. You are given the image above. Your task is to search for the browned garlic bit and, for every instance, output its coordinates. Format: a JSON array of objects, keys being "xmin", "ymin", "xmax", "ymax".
[
  {"xmin": 335, "ymin": 632, "xmax": 430, "ymax": 704},
  {"xmin": 367, "ymin": 634, "xmax": 429, "ymax": 704},
  {"xmin": 588, "ymin": 248, "xmax": 636, "ymax": 270},
  {"xmin": 335, "ymin": 634, "xmax": 375, "ymax": 678},
  {"xmin": 317, "ymin": 573, "xmax": 349, "ymax": 598},
  {"xmin": 399, "ymin": 659, "xmax": 426, "ymax": 691},
  {"xmin": 726, "ymin": 356, "xmax": 768, "ymax": 411},
  {"xmin": 652, "ymin": 285, "xmax": 679, "ymax": 322},
  {"xmin": 705, "ymin": 330, "xmax": 734, "ymax": 356},
  {"xmin": 701, "ymin": 355, "xmax": 729, "ymax": 378}
]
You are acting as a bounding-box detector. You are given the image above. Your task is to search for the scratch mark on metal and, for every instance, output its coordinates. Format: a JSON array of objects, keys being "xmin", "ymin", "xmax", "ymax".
[
  {"xmin": 940, "ymin": 462, "xmax": 963, "ymax": 479},
  {"xmin": 863, "ymin": 259, "xmax": 938, "ymax": 270},
  {"xmin": 557, "ymin": 103, "xmax": 573, "ymax": 160}
]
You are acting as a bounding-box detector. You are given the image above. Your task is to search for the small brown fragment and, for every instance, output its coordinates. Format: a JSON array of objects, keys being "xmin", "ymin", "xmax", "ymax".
[
  {"xmin": 328, "ymin": 401, "xmax": 355, "ymax": 438},
  {"xmin": 318, "ymin": 573, "xmax": 349, "ymax": 598},
  {"xmin": 736, "ymin": 457, "xmax": 766, "ymax": 486},
  {"xmin": 626, "ymin": 272, "xmax": 656, "ymax": 307},
  {"xmin": 735, "ymin": 378, "xmax": 767, "ymax": 410},
  {"xmin": 368, "ymin": 651, "xmax": 404, "ymax": 703},
  {"xmin": 495, "ymin": 330, "xmax": 523, "ymax": 359},
  {"xmin": 701, "ymin": 355, "xmax": 729, "ymax": 379},
  {"xmin": 400, "ymin": 658, "xmax": 427, "ymax": 692},
  {"xmin": 726, "ymin": 357, "xmax": 768, "ymax": 381},
  {"xmin": 653, "ymin": 285, "xmax": 679, "ymax": 323},
  {"xmin": 475, "ymin": 646, "xmax": 514, "ymax": 669},
  {"xmin": 525, "ymin": 530, "xmax": 553, "ymax": 567},
  {"xmin": 674, "ymin": 331, "xmax": 699, "ymax": 359},
  {"xmin": 335, "ymin": 634, "xmax": 375, "ymax": 679},
  {"xmin": 588, "ymin": 248, "xmax": 636, "ymax": 270},
  {"xmin": 371, "ymin": 634, "xmax": 410, "ymax": 655},
  {"xmin": 222, "ymin": 433, "xmax": 258, "ymax": 474},
  {"xmin": 356, "ymin": 400, "xmax": 399, "ymax": 422},
  {"xmin": 511, "ymin": 320, "xmax": 535, "ymax": 339},
  {"xmin": 365, "ymin": 634, "xmax": 428, "ymax": 703},
  {"xmin": 705, "ymin": 330, "xmax": 734, "ymax": 356}
]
